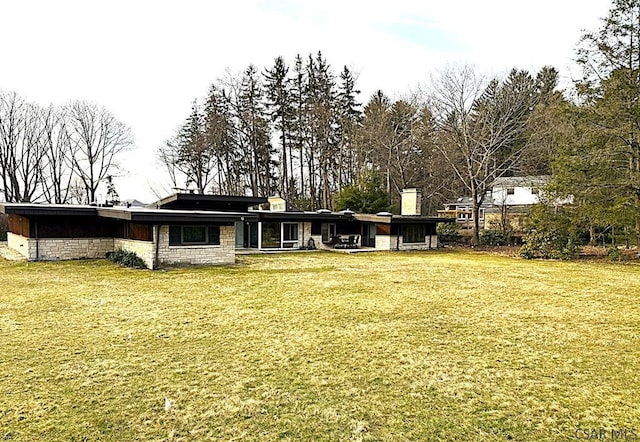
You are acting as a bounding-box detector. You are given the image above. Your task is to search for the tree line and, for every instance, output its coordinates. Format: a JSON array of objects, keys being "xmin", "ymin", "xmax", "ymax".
[
  {"xmin": 161, "ymin": 51, "xmax": 560, "ymax": 242},
  {"xmin": 0, "ymin": 92, "xmax": 132, "ymax": 204},
  {"xmin": 2, "ymin": 0, "xmax": 638, "ymax": 247},
  {"xmin": 162, "ymin": 0, "xmax": 640, "ymax": 247}
]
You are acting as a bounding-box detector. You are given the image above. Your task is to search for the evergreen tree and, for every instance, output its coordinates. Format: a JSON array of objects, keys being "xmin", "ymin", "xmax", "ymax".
[
  {"xmin": 264, "ymin": 56, "xmax": 294, "ymax": 198},
  {"xmin": 566, "ymin": 0, "xmax": 640, "ymax": 241},
  {"xmin": 336, "ymin": 66, "xmax": 362, "ymax": 189},
  {"xmin": 237, "ymin": 64, "xmax": 276, "ymax": 197}
]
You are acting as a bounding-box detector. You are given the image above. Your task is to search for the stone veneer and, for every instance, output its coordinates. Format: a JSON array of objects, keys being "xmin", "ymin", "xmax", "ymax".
[
  {"xmin": 393, "ymin": 235, "xmax": 438, "ymax": 251},
  {"xmin": 114, "ymin": 238, "xmax": 155, "ymax": 269},
  {"xmin": 8, "ymin": 233, "xmax": 114, "ymax": 260},
  {"xmin": 157, "ymin": 225, "xmax": 235, "ymax": 266}
]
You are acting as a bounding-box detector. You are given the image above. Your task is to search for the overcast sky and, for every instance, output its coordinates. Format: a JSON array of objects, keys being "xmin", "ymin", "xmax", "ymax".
[{"xmin": 1, "ymin": 0, "xmax": 612, "ymax": 203}]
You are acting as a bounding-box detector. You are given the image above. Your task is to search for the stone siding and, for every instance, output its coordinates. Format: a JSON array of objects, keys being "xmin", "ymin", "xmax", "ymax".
[
  {"xmin": 397, "ymin": 235, "xmax": 438, "ymax": 250},
  {"xmin": 114, "ymin": 238, "xmax": 155, "ymax": 269},
  {"xmin": 7, "ymin": 233, "xmax": 30, "ymax": 258},
  {"xmin": 157, "ymin": 225, "xmax": 235, "ymax": 266},
  {"xmin": 375, "ymin": 235, "xmax": 391, "ymax": 251},
  {"xmin": 7, "ymin": 233, "xmax": 115, "ymax": 261}
]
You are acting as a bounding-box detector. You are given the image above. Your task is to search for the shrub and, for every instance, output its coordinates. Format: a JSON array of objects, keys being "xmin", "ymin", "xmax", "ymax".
[
  {"xmin": 520, "ymin": 229, "xmax": 577, "ymax": 260},
  {"xmin": 607, "ymin": 245, "xmax": 621, "ymax": 262},
  {"xmin": 108, "ymin": 249, "xmax": 147, "ymax": 269},
  {"xmin": 479, "ymin": 230, "xmax": 508, "ymax": 246},
  {"xmin": 437, "ymin": 222, "xmax": 460, "ymax": 244}
]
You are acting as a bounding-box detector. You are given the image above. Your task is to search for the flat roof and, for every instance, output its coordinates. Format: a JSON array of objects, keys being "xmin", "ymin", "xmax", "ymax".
[
  {"xmin": 98, "ymin": 207, "xmax": 256, "ymax": 223},
  {"xmin": 253, "ymin": 210, "xmax": 355, "ymax": 222},
  {"xmin": 0, "ymin": 203, "xmax": 98, "ymax": 216},
  {"xmin": 152, "ymin": 193, "xmax": 268, "ymax": 212}
]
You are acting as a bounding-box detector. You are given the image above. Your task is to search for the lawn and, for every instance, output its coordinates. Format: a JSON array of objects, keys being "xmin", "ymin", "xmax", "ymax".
[{"xmin": 0, "ymin": 250, "xmax": 639, "ymax": 441}]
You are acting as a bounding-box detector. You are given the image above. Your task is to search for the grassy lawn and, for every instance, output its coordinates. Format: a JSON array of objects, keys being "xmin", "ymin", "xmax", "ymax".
[{"xmin": 1, "ymin": 250, "xmax": 639, "ymax": 441}]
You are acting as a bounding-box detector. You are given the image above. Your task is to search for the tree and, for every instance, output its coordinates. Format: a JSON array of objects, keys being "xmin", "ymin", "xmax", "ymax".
[
  {"xmin": 264, "ymin": 56, "xmax": 294, "ymax": 199},
  {"xmin": 235, "ymin": 65, "xmax": 276, "ymax": 197},
  {"xmin": 570, "ymin": 0, "xmax": 640, "ymax": 241},
  {"xmin": 333, "ymin": 170, "xmax": 391, "ymax": 213},
  {"xmin": 335, "ymin": 66, "xmax": 362, "ymax": 189},
  {"xmin": 40, "ymin": 104, "xmax": 75, "ymax": 203},
  {"xmin": 430, "ymin": 66, "xmax": 540, "ymax": 244},
  {"xmin": 66, "ymin": 101, "xmax": 132, "ymax": 203},
  {"xmin": 0, "ymin": 91, "xmax": 47, "ymax": 202}
]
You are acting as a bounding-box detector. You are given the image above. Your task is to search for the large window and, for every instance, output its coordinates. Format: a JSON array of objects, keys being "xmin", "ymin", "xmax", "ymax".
[
  {"xmin": 261, "ymin": 222, "xmax": 281, "ymax": 248},
  {"xmin": 169, "ymin": 225, "xmax": 220, "ymax": 246},
  {"xmin": 403, "ymin": 224, "xmax": 426, "ymax": 244},
  {"xmin": 261, "ymin": 222, "xmax": 300, "ymax": 248},
  {"xmin": 321, "ymin": 223, "xmax": 336, "ymax": 243}
]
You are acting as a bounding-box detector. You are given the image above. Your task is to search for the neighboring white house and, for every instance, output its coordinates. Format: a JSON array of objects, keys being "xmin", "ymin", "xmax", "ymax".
[
  {"xmin": 491, "ymin": 176, "xmax": 548, "ymax": 207},
  {"xmin": 439, "ymin": 176, "xmax": 555, "ymax": 236}
]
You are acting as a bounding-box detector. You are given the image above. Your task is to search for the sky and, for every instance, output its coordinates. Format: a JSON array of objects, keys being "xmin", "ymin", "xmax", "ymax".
[{"xmin": 0, "ymin": 0, "xmax": 612, "ymax": 203}]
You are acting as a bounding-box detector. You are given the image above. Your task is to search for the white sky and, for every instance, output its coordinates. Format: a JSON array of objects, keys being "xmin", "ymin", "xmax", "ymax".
[{"xmin": 0, "ymin": 0, "xmax": 612, "ymax": 203}]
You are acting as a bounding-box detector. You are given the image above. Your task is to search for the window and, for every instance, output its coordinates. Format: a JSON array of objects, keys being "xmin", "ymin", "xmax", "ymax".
[
  {"xmin": 531, "ymin": 188, "xmax": 539, "ymax": 195},
  {"xmin": 321, "ymin": 223, "xmax": 336, "ymax": 243},
  {"xmin": 403, "ymin": 224, "xmax": 426, "ymax": 244},
  {"xmin": 283, "ymin": 223, "xmax": 298, "ymax": 241},
  {"xmin": 261, "ymin": 222, "xmax": 281, "ymax": 248},
  {"xmin": 169, "ymin": 225, "xmax": 220, "ymax": 246},
  {"xmin": 281, "ymin": 223, "xmax": 299, "ymax": 248},
  {"xmin": 507, "ymin": 188, "xmax": 515, "ymax": 195}
]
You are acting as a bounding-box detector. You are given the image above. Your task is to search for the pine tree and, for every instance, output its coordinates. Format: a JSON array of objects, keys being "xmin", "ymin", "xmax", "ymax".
[{"xmin": 264, "ymin": 56, "xmax": 294, "ymax": 198}]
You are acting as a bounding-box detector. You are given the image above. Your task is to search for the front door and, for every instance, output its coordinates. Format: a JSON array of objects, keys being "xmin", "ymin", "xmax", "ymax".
[{"xmin": 244, "ymin": 222, "xmax": 259, "ymax": 248}]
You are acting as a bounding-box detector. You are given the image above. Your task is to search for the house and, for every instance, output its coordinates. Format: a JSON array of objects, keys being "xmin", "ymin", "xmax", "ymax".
[
  {"xmin": 438, "ymin": 196, "xmax": 494, "ymax": 231},
  {"xmin": 438, "ymin": 176, "xmax": 550, "ymax": 235},
  {"xmin": 0, "ymin": 189, "xmax": 452, "ymax": 267}
]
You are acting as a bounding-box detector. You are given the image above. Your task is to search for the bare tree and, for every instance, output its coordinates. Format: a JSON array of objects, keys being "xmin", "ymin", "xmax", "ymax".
[
  {"xmin": 429, "ymin": 66, "xmax": 539, "ymax": 243},
  {"xmin": 0, "ymin": 91, "xmax": 47, "ymax": 202},
  {"xmin": 66, "ymin": 101, "xmax": 133, "ymax": 203},
  {"xmin": 40, "ymin": 105, "xmax": 75, "ymax": 203}
]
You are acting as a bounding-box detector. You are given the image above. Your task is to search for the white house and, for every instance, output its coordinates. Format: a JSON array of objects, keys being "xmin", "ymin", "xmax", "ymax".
[{"xmin": 490, "ymin": 176, "xmax": 548, "ymax": 207}]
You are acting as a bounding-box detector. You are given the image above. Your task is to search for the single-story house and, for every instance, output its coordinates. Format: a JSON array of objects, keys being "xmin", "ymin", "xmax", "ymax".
[{"xmin": 0, "ymin": 189, "xmax": 453, "ymax": 267}]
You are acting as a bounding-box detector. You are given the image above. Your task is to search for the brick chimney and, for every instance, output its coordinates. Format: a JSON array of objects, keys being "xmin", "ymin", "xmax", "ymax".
[{"xmin": 401, "ymin": 188, "xmax": 422, "ymax": 216}]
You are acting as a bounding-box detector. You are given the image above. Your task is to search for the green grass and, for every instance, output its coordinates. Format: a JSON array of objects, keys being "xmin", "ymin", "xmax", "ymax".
[{"xmin": 1, "ymin": 250, "xmax": 639, "ymax": 441}]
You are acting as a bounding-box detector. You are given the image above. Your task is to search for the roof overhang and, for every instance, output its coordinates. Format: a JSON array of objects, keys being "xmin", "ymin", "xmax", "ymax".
[
  {"xmin": 151, "ymin": 193, "xmax": 268, "ymax": 212},
  {"xmin": 98, "ymin": 207, "xmax": 256, "ymax": 223},
  {"xmin": 354, "ymin": 213, "xmax": 455, "ymax": 224},
  {"xmin": 0, "ymin": 203, "xmax": 98, "ymax": 217},
  {"xmin": 254, "ymin": 210, "xmax": 354, "ymax": 222}
]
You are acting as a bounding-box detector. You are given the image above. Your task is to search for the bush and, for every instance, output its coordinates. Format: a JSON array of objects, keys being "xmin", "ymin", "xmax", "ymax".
[
  {"xmin": 0, "ymin": 231, "xmax": 6, "ymax": 241},
  {"xmin": 108, "ymin": 249, "xmax": 147, "ymax": 269},
  {"xmin": 520, "ymin": 229, "xmax": 577, "ymax": 260},
  {"xmin": 437, "ymin": 222, "xmax": 460, "ymax": 244},
  {"xmin": 479, "ymin": 230, "xmax": 508, "ymax": 246},
  {"xmin": 607, "ymin": 245, "xmax": 621, "ymax": 261}
]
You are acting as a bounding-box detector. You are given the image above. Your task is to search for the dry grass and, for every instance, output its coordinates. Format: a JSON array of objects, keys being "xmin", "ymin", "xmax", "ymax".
[{"xmin": 1, "ymin": 250, "xmax": 639, "ymax": 441}]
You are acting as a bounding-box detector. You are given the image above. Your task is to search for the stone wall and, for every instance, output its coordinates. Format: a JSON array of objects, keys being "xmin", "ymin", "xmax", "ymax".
[
  {"xmin": 375, "ymin": 235, "xmax": 392, "ymax": 251},
  {"xmin": 114, "ymin": 238, "xmax": 155, "ymax": 269},
  {"xmin": 157, "ymin": 225, "xmax": 235, "ymax": 266},
  {"xmin": 7, "ymin": 233, "xmax": 115, "ymax": 261},
  {"xmin": 7, "ymin": 233, "xmax": 30, "ymax": 258},
  {"xmin": 374, "ymin": 234, "xmax": 438, "ymax": 251},
  {"xmin": 397, "ymin": 235, "xmax": 438, "ymax": 250}
]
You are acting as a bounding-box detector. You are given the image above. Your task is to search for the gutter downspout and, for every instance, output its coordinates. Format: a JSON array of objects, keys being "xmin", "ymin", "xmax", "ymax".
[
  {"xmin": 34, "ymin": 216, "xmax": 39, "ymax": 260},
  {"xmin": 154, "ymin": 225, "xmax": 160, "ymax": 270}
]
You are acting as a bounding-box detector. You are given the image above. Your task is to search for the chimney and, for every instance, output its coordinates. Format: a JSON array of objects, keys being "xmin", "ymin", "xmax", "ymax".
[
  {"xmin": 401, "ymin": 188, "xmax": 422, "ymax": 216},
  {"xmin": 268, "ymin": 196, "xmax": 287, "ymax": 212}
]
